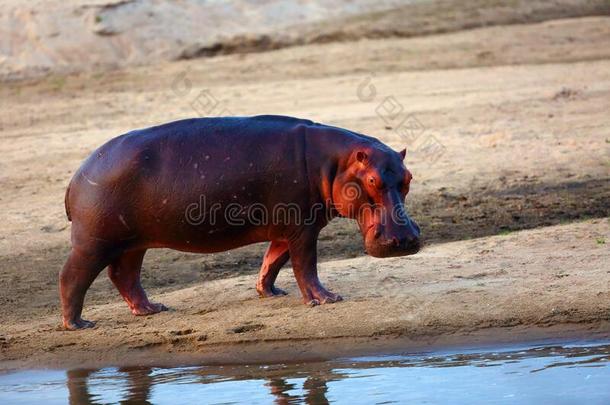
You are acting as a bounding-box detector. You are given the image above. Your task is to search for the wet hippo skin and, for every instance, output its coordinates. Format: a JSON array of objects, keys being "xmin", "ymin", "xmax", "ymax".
[{"xmin": 60, "ymin": 115, "xmax": 421, "ymax": 330}]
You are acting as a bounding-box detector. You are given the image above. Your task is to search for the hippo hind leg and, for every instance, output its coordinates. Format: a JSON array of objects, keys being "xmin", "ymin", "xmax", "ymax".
[
  {"xmin": 256, "ymin": 241, "xmax": 290, "ymax": 298},
  {"xmin": 107, "ymin": 249, "xmax": 168, "ymax": 316},
  {"xmin": 60, "ymin": 246, "xmax": 113, "ymax": 330}
]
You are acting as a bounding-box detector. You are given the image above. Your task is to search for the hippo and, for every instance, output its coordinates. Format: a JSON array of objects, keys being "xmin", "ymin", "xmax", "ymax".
[{"xmin": 61, "ymin": 115, "xmax": 421, "ymax": 329}]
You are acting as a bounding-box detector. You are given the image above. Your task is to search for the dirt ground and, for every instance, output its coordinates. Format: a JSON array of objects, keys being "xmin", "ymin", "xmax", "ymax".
[{"xmin": 1, "ymin": 10, "xmax": 609, "ymax": 368}]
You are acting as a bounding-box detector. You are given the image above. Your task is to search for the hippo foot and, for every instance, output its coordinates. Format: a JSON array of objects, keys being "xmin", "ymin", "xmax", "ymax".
[
  {"xmin": 305, "ymin": 289, "xmax": 343, "ymax": 307},
  {"xmin": 130, "ymin": 302, "xmax": 168, "ymax": 316},
  {"xmin": 257, "ymin": 285, "xmax": 288, "ymax": 298},
  {"xmin": 63, "ymin": 318, "xmax": 96, "ymax": 330}
]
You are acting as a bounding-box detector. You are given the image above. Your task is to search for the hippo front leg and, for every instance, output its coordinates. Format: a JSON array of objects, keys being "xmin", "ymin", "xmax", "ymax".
[
  {"xmin": 256, "ymin": 240, "xmax": 290, "ymax": 298},
  {"xmin": 288, "ymin": 230, "xmax": 343, "ymax": 306}
]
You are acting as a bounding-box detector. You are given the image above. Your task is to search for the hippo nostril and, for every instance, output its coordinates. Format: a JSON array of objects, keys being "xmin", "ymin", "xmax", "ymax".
[{"xmin": 401, "ymin": 235, "xmax": 414, "ymax": 244}]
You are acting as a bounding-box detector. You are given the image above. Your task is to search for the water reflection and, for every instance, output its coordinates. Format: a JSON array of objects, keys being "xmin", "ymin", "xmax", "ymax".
[
  {"xmin": 66, "ymin": 369, "xmax": 97, "ymax": 405},
  {"xmin": 265, "ymin": 377, "xmax": 325, "ymax": 404},
  {"xmin": 64, "ymin": 365, "xmax": 346, "ymax": 404},
  {"xmin": 2, "ymin": 342, "xmax": 609, "ymax": 404},
  {"xmin": 67, "ymin": 367, "xmax": 155, "ymax": 405}
]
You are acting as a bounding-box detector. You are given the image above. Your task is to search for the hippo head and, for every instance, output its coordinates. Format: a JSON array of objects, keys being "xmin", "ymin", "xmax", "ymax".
[{"xmin": 332, "ymin": 145, "xmax": 421, "ymax": 258}]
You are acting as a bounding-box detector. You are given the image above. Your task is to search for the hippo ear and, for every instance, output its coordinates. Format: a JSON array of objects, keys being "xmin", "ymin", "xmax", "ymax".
[
  {"xmin": 356, "ymin": 151, "xmax": 368, "ymax": 163},
  {"xmin": 399, "ymin": 148, "xmax": 407, "ymax": 160}
]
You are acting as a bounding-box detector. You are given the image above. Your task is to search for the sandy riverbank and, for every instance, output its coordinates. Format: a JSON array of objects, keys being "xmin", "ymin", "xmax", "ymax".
[{"xmin": 1, "ymin": 219, "xmax": 609, "ymax": 370}]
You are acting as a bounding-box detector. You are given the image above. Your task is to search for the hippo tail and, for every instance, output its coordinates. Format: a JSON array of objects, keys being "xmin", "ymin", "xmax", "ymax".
[{"xmin": 64, "ymin": 182, "xmax": 72, "ymax": 222}]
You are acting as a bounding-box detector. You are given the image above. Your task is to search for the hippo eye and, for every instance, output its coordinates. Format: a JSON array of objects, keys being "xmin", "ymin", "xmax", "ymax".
[{"xmin": 368, "ymin": 177, "xmax": 375, "ymax": 185}]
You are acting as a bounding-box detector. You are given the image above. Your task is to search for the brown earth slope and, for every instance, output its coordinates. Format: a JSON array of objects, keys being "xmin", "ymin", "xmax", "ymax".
[{"xmin": 1, "ymin": 0, "xmax": 609, "ymax": 79}]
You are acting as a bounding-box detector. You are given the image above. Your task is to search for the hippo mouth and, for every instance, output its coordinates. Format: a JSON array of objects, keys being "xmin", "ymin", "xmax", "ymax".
[
  {"xmin": 365, "ymin": 238, "xmax": 421, "ymax": 258},
  {"xmin": 362, "ymin": 224, "xmax": 422, "ymax": 258}
]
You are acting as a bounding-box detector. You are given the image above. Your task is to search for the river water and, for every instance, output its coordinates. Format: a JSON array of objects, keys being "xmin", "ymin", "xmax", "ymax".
[{"xmin": 1, "ymin": 340, "xmax": 609, "ymax": 404}]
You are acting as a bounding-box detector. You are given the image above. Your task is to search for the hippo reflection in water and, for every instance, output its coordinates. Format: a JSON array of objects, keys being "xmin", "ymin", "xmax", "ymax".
[{"xmin": 66, "ymin": 366, "xmax": 342, "ymax": 405}]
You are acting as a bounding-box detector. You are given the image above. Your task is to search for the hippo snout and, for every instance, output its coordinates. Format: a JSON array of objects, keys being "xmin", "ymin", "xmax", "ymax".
[
  {"xmin": 390, "ymin": 234, "xmax": 421, "ymax": 253},
  {"xmin": 364, "ymin": 223, "xmax": 422, "ymax": 258}
]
